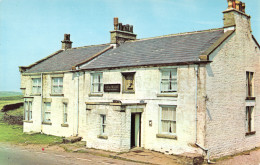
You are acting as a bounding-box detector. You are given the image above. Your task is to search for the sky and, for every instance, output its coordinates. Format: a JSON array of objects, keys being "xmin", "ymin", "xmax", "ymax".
[{"xmin": 0, "ymin": 0, "xmax": 259, "ymax": 92}]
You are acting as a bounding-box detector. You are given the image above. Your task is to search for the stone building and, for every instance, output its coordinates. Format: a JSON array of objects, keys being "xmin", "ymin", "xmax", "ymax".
[{"xmin": 19, "ymin": 1, "xmax": 260, "ymax": 160}]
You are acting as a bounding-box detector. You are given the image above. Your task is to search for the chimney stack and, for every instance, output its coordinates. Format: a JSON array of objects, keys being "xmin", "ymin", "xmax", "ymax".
[
  {"xmin": 110, "ymin": 17, "xmax": 137, "ymax": 45},
  {"xmin": 61, "ymin": 34, "xmax": 72, "ymax": 50}
]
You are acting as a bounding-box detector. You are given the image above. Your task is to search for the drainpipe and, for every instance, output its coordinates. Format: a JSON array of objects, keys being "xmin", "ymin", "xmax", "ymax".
[
  {"xmin": 76, "ymin": 72, "xmax": 80, "ymax": 136},
  {"xmin": 195, "ymin": 65, "xmax": 198, "ymax": 143},
  {"xmin": 194, "ymin": 65, "xmax": 213, "ymax": 164},
  {"xmin": 41, "ymin": 73, "xmax": 43, "ymax": 132}
]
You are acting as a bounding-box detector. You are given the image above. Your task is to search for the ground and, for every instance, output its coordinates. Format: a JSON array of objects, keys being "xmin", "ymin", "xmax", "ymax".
[{"xmin": 0, "ymin": 94, "xmax": 259, "ymax": 165}]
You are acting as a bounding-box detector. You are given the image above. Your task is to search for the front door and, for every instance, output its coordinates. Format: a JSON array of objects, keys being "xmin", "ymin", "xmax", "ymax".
[{"xmin": 131, "ymin": 113, "xmax": 141, "ymax": 148}]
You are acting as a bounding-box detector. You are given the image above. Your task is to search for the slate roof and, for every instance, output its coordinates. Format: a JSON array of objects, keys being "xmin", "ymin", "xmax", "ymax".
[
  {"xmin": 80, "ymin": 29, "xmax": 224, "ymax": 70},
  {"xmin": 23, "ymin": 28, "xmax": 225, "ymax": 73},
  {"xmin": 24, "ymin": 44, "xmax": 110, "ymax": 73}
]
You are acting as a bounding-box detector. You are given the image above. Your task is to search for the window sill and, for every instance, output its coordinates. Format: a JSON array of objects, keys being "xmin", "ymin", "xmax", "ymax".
[
  {"xmin": 97, "ymin": 135, "xmax": 108, "ymax": 139},
  {"xmin": 61, "ymin": 124, "xmax": 69, "ymax": 127},
  {"xmin": 30, "ymin": 94, "xmax": 41, "ymax": 96},
  {"xmin": 122, "ymin": 91, "xmax": 135, "ymax": 94},
  {"xmin": 157, "ymin": 93, "xmax": 178, "ymax": 97},
  {"xmin": 245, "ymin": 131, "xmax": 256, "ymax": 136},
  {"xmin": 89, "ymin": 93, "xmax": 103, "ymax": 97},
  {"xmin": 156, "ymin": 133, "xmax": 177, "ymax": 140},
  {"xmin": 23, "ymin": 120, "xmax": 33, "ymax": 123},
  {"xmin": 50, "ymin": 93, "xmax": 64, "ymax": 97},
  {"xmin": 246, "ymin": 97, "xmax": 255, "ymax": 100},
  {"xmin": 42, "ymin": 122, "xmax": 52, "ymax": 125}
]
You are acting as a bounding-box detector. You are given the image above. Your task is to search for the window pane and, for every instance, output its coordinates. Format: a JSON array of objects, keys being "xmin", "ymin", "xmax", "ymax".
[{"xmin": 161, "ymin": 71, "xmax": 170, "ymax": 80}]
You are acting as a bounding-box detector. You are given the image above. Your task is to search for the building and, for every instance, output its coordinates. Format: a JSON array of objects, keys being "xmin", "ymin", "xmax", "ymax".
[{"xmin": 19, "ymin": 0, "xmax": 260, "ymax": 159}]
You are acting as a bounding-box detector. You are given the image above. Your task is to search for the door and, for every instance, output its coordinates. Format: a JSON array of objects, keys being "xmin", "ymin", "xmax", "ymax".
[{"xmin": 131, "ymin": 113, "xmax": 141, "ymax": 148}]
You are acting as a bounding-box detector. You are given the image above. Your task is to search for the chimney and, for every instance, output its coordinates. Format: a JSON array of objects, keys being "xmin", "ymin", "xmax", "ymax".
[
  {"xmin": 223, "ymin": 0, "xmax": 251, "ymax": 32},
  {"xmin": 61, "ymin": 34, "xmax": 72, "ymax": 50},
  {"xmin": 110, "ymin": 17, "xmax": 137, "ymax": 45}
]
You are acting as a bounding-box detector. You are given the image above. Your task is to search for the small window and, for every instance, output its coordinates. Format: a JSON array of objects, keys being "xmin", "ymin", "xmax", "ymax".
[
  {"xmin": 63, "ymin": 103, "xmax": 68, "ymax": 124},
  {"xmin": 246, "ymin": 106, "xmax": 254, "ymax": 133},
  {"xmin": 122, "ymin": 72, "xmax": 135, "ymax": 93},
  {"xmin": 24, "ymin": 101, "xmax": 32, "ymax": 121},
  {"xmin": 160, "ymin": 106, "xmax": 176, "ymax": 134},
  {"xmin": 52, "ymin": 77, "xmax": 63, "ymax": 94},
  {"xmin": 160, "ymin": 69, "xmax": 177, "ymax": 93},
  {"xmin": 44, "ymin": 102, "xmax": 51, "ymax": 123},
  {"xmin": 91, "ymin": 73, "xmax": 103, "ymax": 93},
  {"xmin": 101, "ymin": 115, "xmax": 106, "ymax": 135},
  {"xmin": 246, "ymin": 72, "xmax": 254, "ymax": 97},
  {"xmin": 32, "ymin": 78, "xmax": 41, "ymax": 94}
]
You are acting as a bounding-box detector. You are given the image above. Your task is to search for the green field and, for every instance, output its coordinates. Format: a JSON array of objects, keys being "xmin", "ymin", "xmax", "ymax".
[
  {"xmin": 0, "ymin": 123, "xmax": 62, "ymax": 144},
  {"xmin": 0, "ymin": 93, "xmax": 63, "ymax": 145},
  {"xmin": 0, "ymin": 91, "xmax": 22, "ymax": 97}
]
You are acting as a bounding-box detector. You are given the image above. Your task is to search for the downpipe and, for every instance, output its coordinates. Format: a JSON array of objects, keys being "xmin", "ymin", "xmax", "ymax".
[
  {"xmin": 76, "ymin": 72, "xmax": 80, "ymax": 136},
  {"xmin": 41, "ymin": 73, "xmax": 43, "ymax": 133},
  {"xmin": 194, "ymin": 66, "xmax": 213, "ymax": 164}
]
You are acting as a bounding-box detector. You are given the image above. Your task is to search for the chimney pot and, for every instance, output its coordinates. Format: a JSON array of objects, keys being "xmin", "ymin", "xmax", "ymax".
[
  {"xmin": 114, "ymin": 17, "xmax": 119, "ymax": 30},
  {"xmin": 61, "ymin": 33, "xmax": 72, "ymax": 50},
  {"xmin": 235, "ymin": 0, "xmax": 240, "ymax": 10}
]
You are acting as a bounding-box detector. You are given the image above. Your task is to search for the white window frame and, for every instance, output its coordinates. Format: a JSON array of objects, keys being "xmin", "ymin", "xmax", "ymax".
[
  {"xmin": 44, "ymin": 102, "xmax": 51, "ymax": 123},
  {"xmin": 159, "ymin": 105, "xmax": 177, "ymax": 135},
  {"xmin": 246, "ymin": 72, "xmax": 254, "ymax": 97},
  {"xmin": 63, "ymin": 103, "xmax": 68, "ymax": 124},
  {"xmin": 246, "ymin": 106, "xmax": 254, "ymax": 133},
  {"xmin": 52, "ymin": 77, "xmax": 63, "ymax": 94},
  {"xmin": 24, "ymin": 101, "xmax": 32, "ymax": 121},
  {"xmin": 91, "ymin": 73, "xmax": 103, "ymax": 93},
  {"xmin": 160, "ymin": 68, "xmax": 177, "ymax": 93},
  {"xmin": 32, "ymin": 78, "xmax": 41, "ymax": 94},
  {"xmin": 100, "ymin": 114, "xmax": 106, "ymax": 135}
]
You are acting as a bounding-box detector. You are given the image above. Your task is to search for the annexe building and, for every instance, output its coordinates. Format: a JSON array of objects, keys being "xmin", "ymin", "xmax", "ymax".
[{"xmin": 19, "ymin": 1, "xmax": 260, "ymax": 159}]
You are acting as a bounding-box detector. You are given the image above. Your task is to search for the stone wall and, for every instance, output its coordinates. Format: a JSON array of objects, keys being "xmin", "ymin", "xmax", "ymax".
[{"xmin": 205, "ymin": 10, "xmax": 260, "ymax": 158}]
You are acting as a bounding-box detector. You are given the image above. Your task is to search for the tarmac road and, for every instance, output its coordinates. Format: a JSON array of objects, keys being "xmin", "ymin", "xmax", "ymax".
[{"xmin": 0, "ymin": 144, "xmax": 142, "ymax": 165}]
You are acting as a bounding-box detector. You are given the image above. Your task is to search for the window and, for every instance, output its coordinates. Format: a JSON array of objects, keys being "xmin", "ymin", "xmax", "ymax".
[
  {"xmin": 160, "ymin": 106, "xmax": 176, "ymax": 134},
  {"xmin": 52, "ymin": 77, "xmax": 63, "ymax": 94},
  {"xmin": 91, "ymin": 73, "xmax": 103, "ymax": 93},
  {"xmin": 122, "ymin": 72, "xmax": 135, "ymax": 93},
  {"xmin": 246, "ymin": 106, "xmax": 254, "ymax": 134},
  {"xmin": 246, "ymin": 72, "xmax": 254, "ymax": 97},
  {"xmin": 44, "ymin": 102, "xmax": 51, "ymax": 123},
  {"xmin": 32, "ymin": 78, "xmax": 41, "ymax": 94},
  {"xmin": 63, "ymin": 103, "xmax": 68, "ymax": 124},
  {"xmin": 24, "ymin": 101, "xmax": 32, "ymax": 121},
  {"xmin": 101, "ymin": 115, "xmax": 106, "ymax": 135},
  {"xmin": 160, "ymin": 69, "xmax": 177, "ymax": 93}
]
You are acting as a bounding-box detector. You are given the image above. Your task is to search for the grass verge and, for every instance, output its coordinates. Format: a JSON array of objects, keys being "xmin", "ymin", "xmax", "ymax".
[{"xmin": 0, "ymin": 122, "xmax": 62, "ymax": 145}]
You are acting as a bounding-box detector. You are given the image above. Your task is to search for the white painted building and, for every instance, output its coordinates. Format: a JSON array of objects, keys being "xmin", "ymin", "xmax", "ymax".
[{"xmin": 19, "ymin": 1, "xmax": 260, "ymax": 159}]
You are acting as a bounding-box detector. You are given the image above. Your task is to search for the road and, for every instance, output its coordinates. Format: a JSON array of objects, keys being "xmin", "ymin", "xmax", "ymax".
[{"xmin": 0, "ymin": 144, "xmax": 142, "ymax": 165}]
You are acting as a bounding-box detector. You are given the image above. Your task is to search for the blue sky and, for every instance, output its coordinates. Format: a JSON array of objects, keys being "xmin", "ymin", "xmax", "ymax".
[{"xmin": 0, "ymin": 0, "xmax": 259, "ymax": 91}]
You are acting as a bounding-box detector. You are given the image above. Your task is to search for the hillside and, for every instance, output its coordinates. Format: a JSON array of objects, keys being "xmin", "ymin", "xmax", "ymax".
[{"xmin": 0, "ymin": 91, "xmax": 22, "ymax": 97}]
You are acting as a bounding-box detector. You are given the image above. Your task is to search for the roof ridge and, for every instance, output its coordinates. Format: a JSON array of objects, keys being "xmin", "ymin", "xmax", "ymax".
[
  {"xmin": 126, "ymin": 28, "xmax": 224, "ymax": 43},
  {"xmin": 68, "ymin": 43, "xmax": 110, "ymax": 50}
]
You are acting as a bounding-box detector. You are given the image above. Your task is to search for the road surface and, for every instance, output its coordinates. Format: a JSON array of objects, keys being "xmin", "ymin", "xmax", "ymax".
[{"xmin": 0, "ymin": 144, "xmax": 142, "ymax": 165}]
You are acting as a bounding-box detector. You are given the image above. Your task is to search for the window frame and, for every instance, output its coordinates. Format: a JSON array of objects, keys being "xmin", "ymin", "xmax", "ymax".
[
  {"xmin": 63, "ymin": 103, "xmax": 68, "ymax": 124},
  {"xmin": 100, "ymin": 114, "xmax": 106, "ymax": 135},
  {"xmin": 32, "ymin": 78, "xmax": 41, "ymax": 94},
  {"xmin": 51, "ymin": 77, "xmax": 63, "ymax": 94},
  {"xmin": 160, "ymin": 68, "xmax": 178, "ymax": 93},
  {"xmin": 24, "ymin": 101, "xmax": 32, "ymax": 121},
  {"xmin": 246, "ymin": 106, "xmax": 254, "ymax": 134},
  {"xmin": 91, "ymin": 73, "xmax": 103, "ymax": 94},
  {"xmin": 246, "ymin": 71, "xmax": 254, "ymax": 98},
  {"xmin": 159, "ymin": 105, "xmax": 177, "ymax": 135},
  {"xmin": 44, "ymin": 102, "xmax": 51, "ymax": 123}
]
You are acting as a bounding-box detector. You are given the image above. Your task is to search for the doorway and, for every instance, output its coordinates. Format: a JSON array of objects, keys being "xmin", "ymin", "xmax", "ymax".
[{"xmin": 131, "ymin": 113, "xmax": 141, "ymax": 148}]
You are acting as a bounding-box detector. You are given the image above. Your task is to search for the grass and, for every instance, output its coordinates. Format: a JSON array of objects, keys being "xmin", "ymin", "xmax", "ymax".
[
  {"xmin": 0, "ymin": 94, "xmax": 63, "ymax": 145},
  {"xmin": 0, "ymin": 91, "xmax": 22, "ymax": 97},
  {"xmin": 5, "ymin": 106, "xmax": 24, "ymax": 116},
  {"xmin": 0, "ymin": 122, "xmax": 63, "ymax": 144}
]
